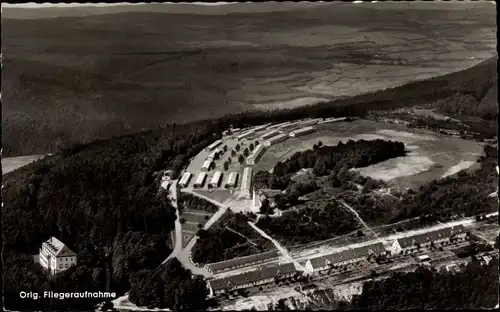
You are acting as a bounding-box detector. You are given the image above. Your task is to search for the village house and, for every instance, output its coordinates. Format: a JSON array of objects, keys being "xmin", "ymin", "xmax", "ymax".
[
  {"xmin": 305, "ymin": 243, "xmax": 386, "ymax": 276},
  {"xmin": 305, "ymin": 256, "xmax": 330, "ymax": 275},
  {"xmin": 205, "ymin": 250, "xmax": 280, "ymax": 274},
  {"xmin": 207, "ymin": 262, "xmax": 298, "ymax": 297},
  {"xmin": 396, "ymin": 225, "xmax": 468, "ymax": 255},
  {"xmin": 39, "ymin": 237, "xmax": 77, "ymax": 275}
]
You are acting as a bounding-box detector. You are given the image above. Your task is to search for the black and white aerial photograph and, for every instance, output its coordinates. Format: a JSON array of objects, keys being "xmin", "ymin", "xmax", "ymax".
[{"xmin": 1, "ymin": 1, "xmax": 499, "ymax": 311}]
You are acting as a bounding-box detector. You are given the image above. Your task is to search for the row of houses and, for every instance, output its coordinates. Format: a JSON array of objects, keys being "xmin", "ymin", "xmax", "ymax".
[
  {"xmin": 207, "ymin": 262, "xmax": 298, "ymax": 296},
  {"xmin": 396, "ymin": 225, "xmax": 467, "ymax": 254},
  {"xmin": 305, "ymin": 225, "xmax": 468, "ymax": 275},
  {"xmin": 205, "ymin": 225, "xmax": 469, "ymax": 296},
  {"xmin": 205, "ymin": 250, "xmax": 280, "ymax": 274},
  {"xmin": 305, "ymin": 243, "xmax": 386, "ymax": 275},
  {"xmin": 179, "ymin": 170, "xmax": 235, "ymax": 189}
]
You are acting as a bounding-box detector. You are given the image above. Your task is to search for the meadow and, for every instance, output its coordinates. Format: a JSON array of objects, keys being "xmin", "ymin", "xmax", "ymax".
[
  {"xmin": 2, "ymin": 2, "xmax": 496, "ymax": 156},
  {"xmin": 256, "ymin": 119, "xmax": 484, "ymax": 190}
]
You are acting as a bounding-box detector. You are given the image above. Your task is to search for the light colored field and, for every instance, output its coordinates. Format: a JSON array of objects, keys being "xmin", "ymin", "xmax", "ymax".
[
  {"xmin": 2, "ymin": 155, "xmax": 47, "ymax": 174},
  {"xmin": 255, "ymin": 119, "xmax": 484, "ymax": 189},
  {"xmin": 354, "ymin": 153, "xmax": 436, "ymax": 181},
  {"xmin": 194, "ymin": 189, "xmax": 232, "ymax": 203}
]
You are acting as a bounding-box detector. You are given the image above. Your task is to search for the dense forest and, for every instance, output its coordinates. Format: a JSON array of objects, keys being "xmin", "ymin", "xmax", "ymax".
[
  {"xmin": 433, "ymin": 84, "xmax": 497, "ymax": 121},
  {"xmin": 256, "ymin": 200, "xmax": 360, "ymax": 245},
  {"xmin": 351, "ymin": 257, "xmax": 499, "ymax": 310},
  {"xmin": 406, "ymin": 115, "xmax": 497, "ymax": 141},
  {"xmin": 2, "ymin": 103, "xmax": 364, "ymax": 311},
  {"xmin": 266, "ymin": 256, "xmax": 498, "ymax": 310},
  {"xmin": 191, "ymin": 212, "xmax": 274, "ymax": 264},
  {"xmin": 327, "ymin": 57, "xmax": 497, "ymax": 120},
  {"xmin": 338, "ymin": 191, "xmax": 400, "ymax": 226},
  {"xmin": 128, "ymin": 258, "xmax": 208, "ymax": 310},
  {"xmin": 273, "ymin": 139, "xmax": 406, "ymax": 177}
]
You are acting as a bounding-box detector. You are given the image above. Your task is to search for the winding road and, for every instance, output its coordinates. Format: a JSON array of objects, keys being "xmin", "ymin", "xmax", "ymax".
[{"xmin": 163, "ymin": 187, "xmax": 230, "ymax": 277}]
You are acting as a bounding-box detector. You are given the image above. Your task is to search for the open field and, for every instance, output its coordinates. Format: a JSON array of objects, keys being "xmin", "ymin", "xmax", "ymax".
[
  {"xmin": 2, "ymin": 2, "xmax": 495, "ymax": 156},
  {"xmin": 256, "ymin": 119, "xmax": 484, "ymax": 189},
  {"xmin": 2, "ymin": 155, "xmax": 48, "ymax": 175}
]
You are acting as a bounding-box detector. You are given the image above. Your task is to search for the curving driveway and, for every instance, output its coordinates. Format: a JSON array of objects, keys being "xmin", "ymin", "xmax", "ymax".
[{"xmin": 164, "ymin": 187, "xmax": 229, "ymax": 277}]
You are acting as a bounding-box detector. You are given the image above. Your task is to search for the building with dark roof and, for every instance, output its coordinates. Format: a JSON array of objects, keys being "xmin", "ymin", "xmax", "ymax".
[
  {"xmin": 207, "ymin": 262, "xmax": 298, "ymax": 296},
  {"xmin": 39, "ymin": 237, "xmax": 77, "ymax": 275},
  {"xmin": 396, "ymin": 225, "xmax": 468, "ymax": 254},
  {"xmin": 305, "ymin": 243, "xmax": 386, "ymax": 275},
  {"xmin": 305, "ymin": 256, "xmax": 329, "ymax": 273},
  {"xmin": 205, "ymin": 250, "xmax": 280, "ymax": 274}
]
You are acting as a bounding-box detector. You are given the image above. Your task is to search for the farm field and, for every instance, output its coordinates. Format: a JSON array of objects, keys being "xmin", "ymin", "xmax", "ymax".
[
  {"xmin": 255, "ymin": 119, "xmax": 484, "ymax": 189},
  {"xmin": 2, "ymin": 2, "xmax": 495, "ymax": 156}
]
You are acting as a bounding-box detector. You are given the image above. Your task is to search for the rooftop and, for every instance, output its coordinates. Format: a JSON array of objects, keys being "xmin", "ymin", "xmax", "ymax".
[
  {"xmin": 307, "ymin": 256, "xmax": 329, "ymax": 269},
  {"xmin": 206, "ymin": 250, "xmax": 280, "ymax": 273},
  {"xmin": 42, "ymin": 237, "xmax": 76, "ymax": 257},
  {"xmin": 208, "ymin": 262, "xmax": 298, "ymax": 292},
  {"xmin": 325, "ymin": 243, "xmax": 385, "ymax": 264}
]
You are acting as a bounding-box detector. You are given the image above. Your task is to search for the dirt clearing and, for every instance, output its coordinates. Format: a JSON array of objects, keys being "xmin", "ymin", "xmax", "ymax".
[
  {"xmin": 256, "ymin": 120, "xmax": 484, "ymax": 189},
  {"xmin": 441, "ymin": 160, "xmax": 476, "ymax": 178}
]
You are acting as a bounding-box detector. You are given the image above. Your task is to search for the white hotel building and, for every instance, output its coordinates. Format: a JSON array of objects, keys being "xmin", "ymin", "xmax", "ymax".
[{"xmin": 39, "ymin": 237, "xmax": 77, "ymax": 275}]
